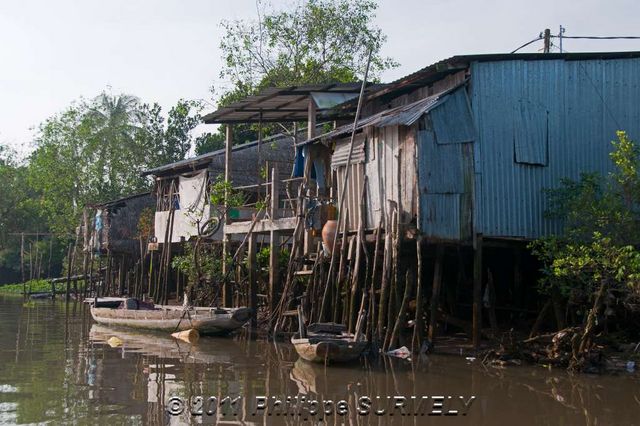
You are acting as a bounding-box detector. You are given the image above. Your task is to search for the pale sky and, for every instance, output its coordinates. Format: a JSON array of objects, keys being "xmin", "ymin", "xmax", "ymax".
[{"xmin": 1, "ymin": 0, "xmax": 639, "ymax": 156}]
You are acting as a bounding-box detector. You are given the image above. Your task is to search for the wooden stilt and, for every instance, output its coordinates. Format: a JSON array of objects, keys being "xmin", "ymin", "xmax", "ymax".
[
  {"xmin": 428, "ymin": 245, "xmax": 444, "ymax": 342},
  {"xmin": 268, "ymin": 166, "xmax": 280, "ymax": 315},
  {"xmin": 367, "ymin": 219, "xmax": 383, "ymax": 340},
  {"xmin": 348, "ymin": 177, "xmax": 367, "ymax": 333},
  {"xmin": 529, "ymin": 299, "xmax": 552, "ymax": 338},
  {"xmin": 412, "ymin": 236, "xmax": 424, "ymax": 352},
  {"xmin": 472, "ymin": 233, "xmax": 483, "ymax": 349},
  {"xmin": 247, "ymin": 232, "xmax": 257, "ymax": 329},
  {"xmin": 486, "ymin": 268, "xmax": 498, "ymax": 334},
  {"xmin": 377, "ymin": 222, "xmax": 393, "ymax": 343},
  {"xmin": 65, "ymin": 243, "xmax": 73, "ymax": 301},
  {"xmin": 389, "ymin": 270, "xmax": 413, "ymax": 350},
  {"xmin": 551, "ymin": 285, "xmax": 566, "ymax": 330},
  {"xmin": 222, "ymin": 124, "xmax": 233, "ymax": 307},
  {"xmin": 20, "ymin": 233, "xmax": 25, "ymax": 284}
]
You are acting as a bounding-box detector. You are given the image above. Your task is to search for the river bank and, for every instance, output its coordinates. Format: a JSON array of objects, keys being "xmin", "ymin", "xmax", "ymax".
[{"xmin": 1, "ymin": 295, "xmax": 639, "ymax": 425}]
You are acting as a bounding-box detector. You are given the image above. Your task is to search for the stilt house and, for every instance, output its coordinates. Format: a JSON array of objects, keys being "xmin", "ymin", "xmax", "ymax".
[{"xmin": 205, "ymin": 52, "xmax": 640, "ymax": 346}]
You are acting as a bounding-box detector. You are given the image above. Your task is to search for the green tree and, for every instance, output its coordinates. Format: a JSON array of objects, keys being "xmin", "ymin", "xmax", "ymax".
[
  {"xmin": 531, "ymin": 131, "xmax": 640, "ymax": 370},
  {"xmin": 28, "ymin": 90, "xmax": 205, "ymax": 235},
  {"xmin": 205, "ymin": 0, "xmax": 398, "ymax": 148}
]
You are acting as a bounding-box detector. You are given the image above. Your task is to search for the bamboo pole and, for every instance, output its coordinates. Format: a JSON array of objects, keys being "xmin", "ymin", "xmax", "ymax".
[
  {"xmin": 412, "ymin": 236, "xmax": 424, "ymax": 352},
  {"xmin": 65, "ymin": 243, "xmax": 73, "ymax": 301},
  {"xmin": 367, "ymin": 219, "xmax": 383, "ymax": 340},
  {"xmin": 247, "ymin": 232, "xmax": 257, "ymax": 329},
  {"xmin": 222, "ymin": 124, "xmax": 233, "ymax": 307},
  {"xmin": 389, "ymin": 270, "xmax": 413, "ymax": 350},
  {"xmin": 428, "ymin": 245, "xmax": 444, "ymax": 342},
  {"xmin": 332, "ymin": 212, "xmax": 349, "ymax": 322},
  {"xmin": 348, "ymin": 179, "xmax": 367, "ymax": 332},
  {"xmin": 322, "ymin": 49, "xmax": 371, "ymax": 316},
  {"xmin": 20, "ymin": 233, "xmax": 25, "ymax": 283},
  {"xmin": 382, "ymin": 209, "xmax": 399, "ymax": 350},
  {"xmin": 377, "ymin": 219, "xmax": 393, "ymax": 343},
  {"xmin": 268, "ymin": 166, "xmax": 280, "ymax": 315}
]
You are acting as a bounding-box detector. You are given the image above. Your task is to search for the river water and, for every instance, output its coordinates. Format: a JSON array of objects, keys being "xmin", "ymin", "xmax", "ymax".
[{"xmin": 0, "ymin": 295, "xmax": 638, "ymax": 425}]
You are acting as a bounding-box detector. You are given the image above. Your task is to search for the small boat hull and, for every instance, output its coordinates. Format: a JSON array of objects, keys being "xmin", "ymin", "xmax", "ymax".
[
  {"xmin": 90, "ymin": 306, "xmax": 251, "ymax": 335},
  {"xmin": 292, "ymin": 337, "xmax": 367, "ymax": 363}
]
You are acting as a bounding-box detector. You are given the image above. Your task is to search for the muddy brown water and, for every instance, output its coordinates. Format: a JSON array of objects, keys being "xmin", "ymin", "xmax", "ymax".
[{"xmin": 0, "ymin": 295, "xmax": 638, "ymax": 425}]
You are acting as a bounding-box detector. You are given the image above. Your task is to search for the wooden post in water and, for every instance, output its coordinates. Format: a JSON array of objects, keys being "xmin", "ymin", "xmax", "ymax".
[
  {"xmin": 303, "ymin": 98, "xmax": 317, "ymax": 258},
  {"xmin": 428, "ymin": 245, "xmax": 444, "ymax": 342},
  {"xmin": 247, "ymin": 231, "xmax": 258, "ymax": 329},
  {"xmin": 65, "ymin": 243, "xmax": 73, "ymax": 301},
  {"xmin": 472, "ymin": 233, "xmax": 483, "ymax": 349},
  {"xmin": 412, "ymin": 236, "xmax": 424, "ymax": 352},
  {"xmin": 222, "ymin": 124, "xmax": 233, "ymax": 307},
  {"xmin": 268, "ymin": 166, "xmax": 280, "ymax": 315},
  {"xmin": 20, "ymin": 232, "xmax": 25, "ymax": 283}
]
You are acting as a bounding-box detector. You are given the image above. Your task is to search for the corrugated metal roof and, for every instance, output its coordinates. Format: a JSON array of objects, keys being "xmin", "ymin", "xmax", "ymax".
[
  {"xmin": 298, "ymin": 84, "xmax": 466, "ymax": 146},
  {"xmin": 331, "ymin": 134, "xmax": 366, "ymax": 168},
  {"xmin": 333, "ymin": 51, "xmax": 640, "ymax": 110},
  {"xmin": 202, "ymin": 82, "xmax": 384, "ymax": 124}
]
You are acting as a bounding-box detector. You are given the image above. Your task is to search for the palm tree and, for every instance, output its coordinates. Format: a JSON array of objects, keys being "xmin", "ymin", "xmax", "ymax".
[{"xmin": 85, "ymin": 92, "xmax": 142, "ymax": 200}]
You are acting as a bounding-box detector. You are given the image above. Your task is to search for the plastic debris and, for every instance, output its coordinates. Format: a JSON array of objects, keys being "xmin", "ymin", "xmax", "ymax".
[
  {"xmin": 465, "ymin": 357, "xmax": 476, "ymax": 362},
  {"xmin": 386, "ymin": 346, "xmax": 411, "ymax": 359},
  {"xmin": 626, "ymin": 361, "xmax": 635, "ymax": 372}
]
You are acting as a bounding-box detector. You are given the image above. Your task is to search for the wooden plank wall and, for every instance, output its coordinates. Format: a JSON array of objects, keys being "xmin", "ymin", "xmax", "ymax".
[{"xmin": 364, "ymin": 125, "xmax": 417, "ymax": 230}]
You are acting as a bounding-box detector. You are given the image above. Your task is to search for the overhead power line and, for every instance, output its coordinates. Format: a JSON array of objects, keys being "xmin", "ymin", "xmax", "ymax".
[
  {"xmin": 511, "ymin": 28, "xmax": 640, "ymax": 54},
  {"xmin": 554, "ymin": 35, "xmax": 640, "ymax": 40}
]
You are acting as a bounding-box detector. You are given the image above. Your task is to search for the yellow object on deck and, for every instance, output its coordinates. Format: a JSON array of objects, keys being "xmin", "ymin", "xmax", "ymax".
[
  {"xmin": 171, "ymin": 328, "xmax": 200, "ymax": 343},
  {"xmin": 107, "ymin": 336, "xmax": 123, "ymax": 347}
]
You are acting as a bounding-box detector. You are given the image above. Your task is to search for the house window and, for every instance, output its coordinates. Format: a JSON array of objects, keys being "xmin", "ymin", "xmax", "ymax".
[{"xmin": 514, "ymin": 102, "xmax": 548, "ymax": 166}]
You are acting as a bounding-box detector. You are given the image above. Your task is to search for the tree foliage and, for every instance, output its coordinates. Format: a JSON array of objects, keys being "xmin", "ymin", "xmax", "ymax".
[
  {"xmin": 27, "ymin": 91, "xmax": 204, "ymax": 235},
  {"xmin": 204, "ymin": 0, "xmax": 398, "ymax": 149},
  {"xmin": 532, "ymin": 131, "xmax": 640, "ymax": 305}
]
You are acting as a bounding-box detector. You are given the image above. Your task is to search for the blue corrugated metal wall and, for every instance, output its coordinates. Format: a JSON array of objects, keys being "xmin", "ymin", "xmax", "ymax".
[
  {"xmin": 471, "ymin": 58, "xmax": 640, "ymax": 239},
  {"xmin": 417, "ymin": 87, "xmax": 475, "ymax": 240}
]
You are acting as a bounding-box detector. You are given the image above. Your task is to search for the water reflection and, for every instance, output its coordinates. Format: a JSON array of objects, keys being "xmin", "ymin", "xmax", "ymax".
[{"xmin": 0, "ymin": 296, "xmax": 639, "ymax": 425}]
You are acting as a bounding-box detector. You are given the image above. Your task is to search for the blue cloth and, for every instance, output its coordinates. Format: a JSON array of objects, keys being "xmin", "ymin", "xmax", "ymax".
[
  {"xmin": 292, "ymin": 146, "xmax": 305, "ymax": 177},
  {"xmin": 94, "ymin": 210, "xmax": 103, "ymax": 231},
  {"xmin": 312, "ymin": 158, "xmax": 325, "ymax": 189}
]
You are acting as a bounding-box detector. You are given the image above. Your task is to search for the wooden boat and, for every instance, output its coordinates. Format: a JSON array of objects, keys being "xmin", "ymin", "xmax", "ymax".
[
  {"xmin": 29, "ymin": 292, "xmax": 54, "ymax": 299},
  {"xmin": 84, "ymin": 297, "xmax": 127, "ymax": 308},
  {"xmin": 291, "ymin": 321, "xmax": 368, "ymax": 363},
  {"xmin": 88, "ymin": 299, "xmax": 251, "ymax": 335}
]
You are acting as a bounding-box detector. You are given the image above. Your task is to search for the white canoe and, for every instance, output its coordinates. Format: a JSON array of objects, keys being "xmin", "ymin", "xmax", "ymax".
[{"xmin": 90, "ymin": 305, "xmax": 251, "ymax": 335}]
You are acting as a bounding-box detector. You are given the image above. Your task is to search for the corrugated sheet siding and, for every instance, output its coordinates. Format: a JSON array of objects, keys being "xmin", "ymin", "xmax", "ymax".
[
  {"xmin": 417, "ymin": 128, "xmax": 473, "ymax": 240},
  {"xmin": 471, "ymin": 58, "xmax": 640, "ymax": 239},
  {"xmin": 331, "ymin": 134, "xmax": 366, "ymax": 168},
  {"xmin": 430, "ymin": 88, "xmax": 476, "ymax": 144}
]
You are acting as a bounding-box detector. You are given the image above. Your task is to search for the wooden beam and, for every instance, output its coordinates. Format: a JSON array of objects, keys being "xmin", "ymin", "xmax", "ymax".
[
  {"xmin": 269, "ymin": 166, "xmax": 281, "ymax": 314},
  {"xmin": 222, "ymin": 124, "xmax": 233, "ymax": 307},
  {"xmin": 224, "ymin": 217, "xmax": 297, "ymax": 234},
  {"xmin": 428, "ymin": 245, "xmax": 444, "ymax": 342},
  {"xmin": 247, "ymin": 232, "xmax": 257, "ymax": 329},
  {"xmin": 472, "ymin": 233, "xmax": 483, "ymax": 349}
]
